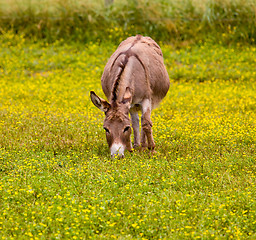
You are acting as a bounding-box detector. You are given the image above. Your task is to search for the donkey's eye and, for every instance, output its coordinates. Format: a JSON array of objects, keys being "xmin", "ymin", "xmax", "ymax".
[
  {"xmin": 104, "ymin": 127, "xmax": 110, "ymax": 133},
  {"xmin": 123, "ymin": 126, "xmax": 130, "ymax": 133}
]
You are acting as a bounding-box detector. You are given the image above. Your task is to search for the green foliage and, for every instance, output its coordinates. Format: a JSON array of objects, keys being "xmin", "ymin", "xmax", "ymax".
[
  {"xmin": 0, "ymin": 0, "xmax": 256, "ymax": 44},
  {"xmin": 0, "ymin": 32, "xmax": 256, "ymax": 239}
]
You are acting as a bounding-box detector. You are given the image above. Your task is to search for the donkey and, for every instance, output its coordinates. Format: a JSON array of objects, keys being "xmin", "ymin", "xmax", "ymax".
[{"xmin": 90, "ymin": 35, "xmax": 170, "ymax": 157}]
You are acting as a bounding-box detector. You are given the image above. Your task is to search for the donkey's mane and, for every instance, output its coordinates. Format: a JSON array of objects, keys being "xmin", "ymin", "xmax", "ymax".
[{"xmin": 106, "ymin": 104, "xmax": 130, "ymax": 122}]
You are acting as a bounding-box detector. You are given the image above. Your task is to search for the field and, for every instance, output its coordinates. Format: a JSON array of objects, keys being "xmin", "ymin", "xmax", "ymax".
[{"xmin": 0, "ymin": 31, "xmax": 256, "ymax": 239}]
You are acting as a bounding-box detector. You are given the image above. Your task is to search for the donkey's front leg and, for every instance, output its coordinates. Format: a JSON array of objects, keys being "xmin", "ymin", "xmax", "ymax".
[{"xmin": 141, "ymin": 99, "xmax": 155, "ymax": 150}]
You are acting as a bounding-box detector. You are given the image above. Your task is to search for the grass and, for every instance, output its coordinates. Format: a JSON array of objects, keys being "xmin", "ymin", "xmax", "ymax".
[
  {"xmin": 0, "ymin": 32, "xmax": 256, "ymax": 239},
  {"xmin": 0, "ymin": 0, "xmax": 256, "ymax": 44}
]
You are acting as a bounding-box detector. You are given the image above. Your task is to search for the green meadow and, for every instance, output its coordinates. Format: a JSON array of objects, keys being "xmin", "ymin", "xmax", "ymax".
[
  {"xmin": 1, "ymin": 0, "xmax": 256, "ymax": 239},
  {"xmin": 0, "ymin": 31, "xmax": 255, "ymax": 239}
]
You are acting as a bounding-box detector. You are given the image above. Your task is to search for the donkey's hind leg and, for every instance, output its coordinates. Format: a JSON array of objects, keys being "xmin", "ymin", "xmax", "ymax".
[
  {"xmin": 141, "ymin": 99, "xmax": 155, "ymax": 150},
  {"xmin": 130, "ymin": 109, "xmax": 140, "ymax": 148},
  {"xmin": 140, "ymin": 123, "xmax": 147, "ymax": 149}
]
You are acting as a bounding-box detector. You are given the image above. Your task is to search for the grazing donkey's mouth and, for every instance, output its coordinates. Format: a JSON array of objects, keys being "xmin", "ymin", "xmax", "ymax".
[{"xmin": 110, "ymin": 143, "xmax": 125, "ymax": 158}]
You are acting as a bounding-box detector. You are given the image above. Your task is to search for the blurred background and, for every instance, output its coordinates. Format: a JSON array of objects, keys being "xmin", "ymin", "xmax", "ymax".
[{"xmin": 0, "ymin": 0, "xmax": 255, "ymax": 44}]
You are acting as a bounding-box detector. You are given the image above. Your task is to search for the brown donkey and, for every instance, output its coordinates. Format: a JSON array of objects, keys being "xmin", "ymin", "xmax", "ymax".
[{"xmin": 90, "ymin": 35, "xmax": 170, "ymax": 157}]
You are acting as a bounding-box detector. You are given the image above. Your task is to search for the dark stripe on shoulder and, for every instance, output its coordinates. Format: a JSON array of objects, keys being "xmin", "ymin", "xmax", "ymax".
[
  {"xmin": 111, "ymin": 54, "xmax": 129, "ymax": 102},
  {"xmin": 111, "ymin": 35, "xmax": 146, "ymax": 103}
]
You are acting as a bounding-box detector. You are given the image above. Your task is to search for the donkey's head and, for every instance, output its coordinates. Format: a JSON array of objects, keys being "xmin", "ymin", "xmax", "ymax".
[{"xmin": 90, "ymin": 88, "xmax": 132, "ymax": 157}]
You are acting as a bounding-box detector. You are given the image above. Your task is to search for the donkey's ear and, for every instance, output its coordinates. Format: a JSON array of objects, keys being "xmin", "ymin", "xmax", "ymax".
[
  {"xmin": 90, "ymin": 91, "xmax": 110, "ymax": 113},
  {"xmin": 121, "ymin": 87, "xmax": 132, "ymax": 105}
]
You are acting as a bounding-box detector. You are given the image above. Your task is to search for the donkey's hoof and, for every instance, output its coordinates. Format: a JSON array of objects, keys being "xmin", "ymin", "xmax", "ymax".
[
  {"xmin": 150, "ymin": 149, "xmax": 156, "ymax": 154},
  {"xmin": 133, "ymin": 144, "xmax": 140, "ymax": 150},
  {"xmin": 137, "ymin": 146, "xmax": 147, "ymax": 152}
]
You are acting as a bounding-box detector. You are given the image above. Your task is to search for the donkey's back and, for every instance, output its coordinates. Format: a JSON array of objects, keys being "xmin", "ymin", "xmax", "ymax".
[{"xmin": 101, "ymin": 35, "xmax": 170, "ymax": 109}]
